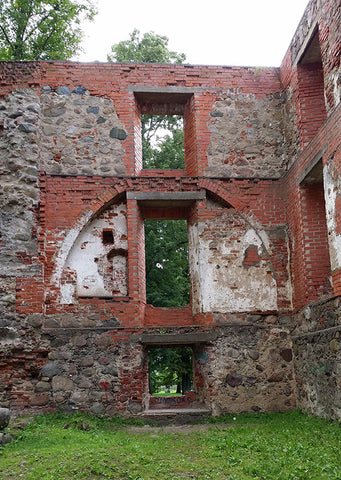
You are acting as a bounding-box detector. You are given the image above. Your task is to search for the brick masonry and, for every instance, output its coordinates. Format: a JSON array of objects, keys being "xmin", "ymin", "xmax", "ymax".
[{"xmin": 0, "ymin": 0, "xmax": 340, "ymax": 420}]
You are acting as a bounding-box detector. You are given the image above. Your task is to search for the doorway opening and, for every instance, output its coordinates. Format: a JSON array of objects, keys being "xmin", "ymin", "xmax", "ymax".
[
  {"xmin": 147, "ymin": 346, "xmax": 195, "ymax": 410},
  {"xmin": 148, "ymin": 346, "xmax": 193, "ymax": 396}
]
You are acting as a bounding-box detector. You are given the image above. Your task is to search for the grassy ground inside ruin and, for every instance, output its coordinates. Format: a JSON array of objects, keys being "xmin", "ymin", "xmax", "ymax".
[{"xmin": 0, "ymin": 410, "xmax": 340, "ymax": 479}]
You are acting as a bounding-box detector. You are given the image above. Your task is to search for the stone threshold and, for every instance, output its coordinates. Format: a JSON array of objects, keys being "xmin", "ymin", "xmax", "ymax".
[
  {"xmin": 141, "ymin": 406, "xmax": 212, "ymax": 425},
  {"xmin": 143, "ymin": 407, "xmax": 211, "ymax": 415}
]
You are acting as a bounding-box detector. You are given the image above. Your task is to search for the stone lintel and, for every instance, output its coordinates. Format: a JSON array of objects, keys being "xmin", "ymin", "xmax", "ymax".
[
  {"xmin": 131, "ymin": 86, "xmax": 201, "ymax": 106},
  {"xmin": 136, "ymin": 332, "xmax": 218, "ymax": 345},
  {"xmin": 296, "ymin": 145, "xmax": 327, "ymax": 185}
]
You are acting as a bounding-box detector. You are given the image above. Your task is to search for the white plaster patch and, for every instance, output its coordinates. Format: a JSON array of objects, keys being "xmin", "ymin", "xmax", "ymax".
[
  {"xmin": 57, "ymin": 202, "xmax": 128, "ymax": 303},
  {"xmin": 243, "ymin": 228, "xmax": 262, "ymax": 247},
  {"xmin": 60, "ymin": 283, "xmax": 75, "ymax": 305},
  {"xmin": 51, "ymin": 210, "xmax": 93, "ymax": 287},
  {"xmin": 324, "ymin": 163, "xmax": 341, "ymax": 270},
  {"xmin": 191, "ymin": 212, "xmax": 277, "ymax": 313}
]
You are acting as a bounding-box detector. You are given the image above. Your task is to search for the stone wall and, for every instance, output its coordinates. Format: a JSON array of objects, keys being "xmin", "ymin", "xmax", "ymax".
[
  {"xmin": 205, "ymin": 325, "xmax": 296, "ymax": 416},
  {"xmin": 0, "ymin": 324, "xmax": 296, "ymax": 416},
  {"xmin": 292, "ymin": 297, "xmax": 341, "ymax": 421},
  {"xmin": 205, "ymin": 90, "xmax": 286, "ymax": 178},
  {"xmin": 39, "ymin": 87, "xmax": 127, "ymax": 177}
]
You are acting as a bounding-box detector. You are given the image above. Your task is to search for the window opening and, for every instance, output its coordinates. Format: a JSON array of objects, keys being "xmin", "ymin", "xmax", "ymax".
[
  {"xmin": 142, "ymin": 114, "xmax": 184, "ymax": 169},
  {"xmin": 299, "ymin": 160, "xmax": 332, "ymax": 303},
  {"xmin": 102, "ymin": 229, "xmax": 114, "ymax": 245},
  {"xmin": 297, "ymin": 27, "xmax": 326, "ymax": 146},
  {"xmin": 148, "ymin": 346, "xmax": 193, "ymax": 396},
  {"xmin": 144, "ymin": 219, "xmax": 189, "ymax": 307}
]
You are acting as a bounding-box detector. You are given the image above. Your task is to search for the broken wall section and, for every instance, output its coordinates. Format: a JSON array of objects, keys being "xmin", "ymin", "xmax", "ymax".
[
  {"xmin": 189, "ymin": 209, "xmax": 278, "ymax": 314},
  {"xmin": 189, "ymin": 191, "xmax": 291, "ymax": 315}
]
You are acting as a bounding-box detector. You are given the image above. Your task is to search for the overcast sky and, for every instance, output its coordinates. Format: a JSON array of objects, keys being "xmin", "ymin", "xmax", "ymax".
[{"xmin": 76, "ymin": 0, "xmax": 309, "ymax": 67}]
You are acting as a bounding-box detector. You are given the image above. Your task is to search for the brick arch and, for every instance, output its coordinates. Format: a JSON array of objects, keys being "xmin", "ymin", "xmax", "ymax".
[
  {"xmin": 50, "ymin": 179, "xmax": 273, "ymax": 292},
  {"xmin": 50, "ymin": 183, "xmax": 129, "ymax": 291},
  {"xmin": 200, "ymin": 179, "xmax": 272, "ymax": 252},
  {"xmin": 86, "ymin": 179, "xmax": 251, "ymax": 222},
  {"xmin": 198, "ymin": 179, "xmax": 247, "ymax": 213}
]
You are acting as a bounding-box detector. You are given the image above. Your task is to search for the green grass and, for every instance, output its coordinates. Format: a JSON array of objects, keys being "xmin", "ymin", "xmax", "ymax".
[{"xmin": 0, "ymin": 411, "xmax": 340, "ymax": 479}]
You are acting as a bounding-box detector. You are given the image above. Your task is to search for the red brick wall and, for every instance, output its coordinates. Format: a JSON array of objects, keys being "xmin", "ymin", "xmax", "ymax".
[
  {"xmin": 285, "ymin": 103, "xmax": 341, "ymax": 307},
  {"xmin": 296, "ymin": 62, "xmax": 327, "ymax": 147},
  {"xmin": 299, "ymin": 181, "xmax": 331, "ymax": 302}
]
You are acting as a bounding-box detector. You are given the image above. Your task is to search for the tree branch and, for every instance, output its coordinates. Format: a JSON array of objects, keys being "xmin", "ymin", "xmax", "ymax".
[
  {"xmin": 0, "ymin": 24, "xmax": 12, "ymax": 46},
  {"xmin": 24, "ymin": 10, "xmax": 55, "ymax": 42}
]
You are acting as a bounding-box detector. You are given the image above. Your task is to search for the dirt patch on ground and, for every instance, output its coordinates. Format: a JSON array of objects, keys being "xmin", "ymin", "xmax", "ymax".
[{"xmin": 126, "ymin": 423, "xmax": 234, "ymax": 434}]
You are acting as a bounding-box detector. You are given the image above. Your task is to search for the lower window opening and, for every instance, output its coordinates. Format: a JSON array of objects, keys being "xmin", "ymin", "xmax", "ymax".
[{"xmin": 148, "ymin": 346, "xmax": 194, "ymax": 409}]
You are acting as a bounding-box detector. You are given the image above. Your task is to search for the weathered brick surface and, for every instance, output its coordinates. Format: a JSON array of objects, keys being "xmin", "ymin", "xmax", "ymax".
[{"xmin": 0, "ymin": 0, "xmax": 340, "ymax": 421}]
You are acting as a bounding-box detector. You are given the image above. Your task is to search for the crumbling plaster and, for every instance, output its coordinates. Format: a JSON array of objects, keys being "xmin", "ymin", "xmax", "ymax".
[
  {"xmin": 189, "ymin": 208, "xmax": 278, "ymax": 314},
  {"xmin": 324, "ymin": 161, "xmax": 341, "ymax": 271},
  {"xmin": 61, "ymin": 201, "xmax": 128, "ymax": 302}
]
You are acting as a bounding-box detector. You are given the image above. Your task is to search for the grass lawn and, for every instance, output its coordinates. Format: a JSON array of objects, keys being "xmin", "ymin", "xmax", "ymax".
[{"xmin": 0, "ymin": 410, "xmax": 340, "ymax": 479}]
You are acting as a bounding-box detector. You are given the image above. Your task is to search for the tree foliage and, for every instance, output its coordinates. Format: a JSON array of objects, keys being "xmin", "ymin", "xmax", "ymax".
[
  {"xmin": 142, "ymin": 115, "xmax": 184, "ymax": 169},
  {"xmin": 107, "ymin": 29, "xmax": 186, "ymax": 64},
  {"xmin": 148, "ymin": 347, "xmax": 193, "ymax": 395},
  {"xmin": 0, "ymin": 0, "xmax": 96, "ymax": 61},
  {"xmin": 145, "ymin": 219, "xmax": 189, "ymax": 307}
]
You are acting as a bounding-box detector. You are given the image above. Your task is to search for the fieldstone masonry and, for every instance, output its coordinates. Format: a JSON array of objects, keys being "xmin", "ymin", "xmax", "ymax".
[
  {"xmin": 39, "ymin": 88, "xmax": 127, "ymax": 176},
  {"xmin": 206, "ymin": 91, "xmax": 286, "ymax": 178},
  {"xmin": 0, "ymin": 0, "xmax": 341, "ymax": 421}
]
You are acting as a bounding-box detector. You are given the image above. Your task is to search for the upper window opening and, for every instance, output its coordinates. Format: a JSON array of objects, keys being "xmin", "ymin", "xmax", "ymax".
[
  {"xmin": 298, "ymin": 28, "xmax": 322, "ymax": 65},
  {"xmin": 133, "ymin": 87, "xmax": 197, "ymax": 175},
  {"xmin": 142, "ymin": 114, "xmax": 184, "ymax": 169}
]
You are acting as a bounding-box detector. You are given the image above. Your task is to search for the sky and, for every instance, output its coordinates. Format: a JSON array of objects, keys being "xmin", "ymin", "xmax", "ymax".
[{"xmin": 76, "ymin": 0, "xmax": 309, "ymax": 67}]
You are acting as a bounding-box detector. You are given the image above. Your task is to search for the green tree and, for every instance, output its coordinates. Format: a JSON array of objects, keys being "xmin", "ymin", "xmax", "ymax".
[
  {"xmin": 145, "ymin": 219, "xmax": 189, "ymax": 307},
  {"xmin": 0, "ymin": 0, "xmax": 96, "ymax": 61},
  {"xmin": 142, "ymin": 116, "xmax": 184, "ymax": 169},
  {"xmin": 107, "ymin": 29, "xmax": 186, "ymax": 64},
  {"xmin": 148, "ymin": 347, "xmax": 193, "ymax": 395}
]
